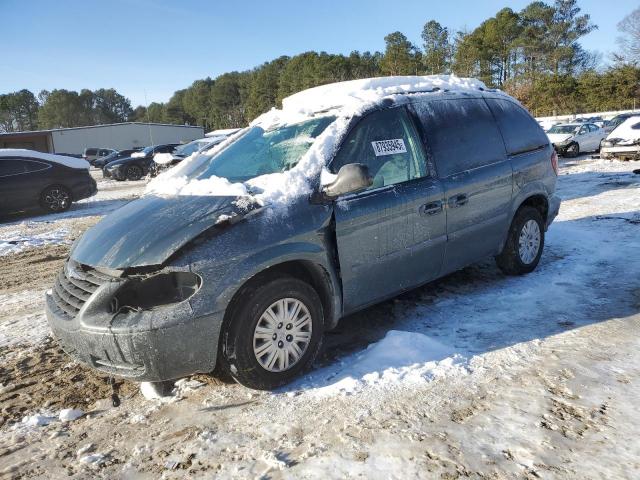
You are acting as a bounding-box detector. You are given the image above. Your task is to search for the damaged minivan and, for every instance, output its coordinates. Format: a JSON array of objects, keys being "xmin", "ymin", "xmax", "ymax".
[{"xmin": 46, "ymin": 76, "xmax": 560, "ymax": 390}]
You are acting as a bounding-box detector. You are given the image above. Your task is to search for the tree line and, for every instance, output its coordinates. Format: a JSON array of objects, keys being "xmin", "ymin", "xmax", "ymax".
[{"xmin": 2, "ymin": 0, "xmax": 639, "ymax": 134}]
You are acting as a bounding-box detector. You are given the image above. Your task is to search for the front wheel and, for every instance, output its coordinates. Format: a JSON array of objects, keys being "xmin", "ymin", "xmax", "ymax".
[
  {"xmin": 220, "ymin": 277, "xmax": 324, "ymax": 390},
  {"xmin": 40, "ymin": 186, "xmax": 72, "ymax": 213},
  {"xmin": 126, "ymin": 165, "xmax": 143, "ymax": 181},
  {"xmin": 564, "ymin": 141, "xmax": 580, "ymax": 158},
  {"xmin": 496, "ymin": 206, "xmax": 545, "ymax": 275}
]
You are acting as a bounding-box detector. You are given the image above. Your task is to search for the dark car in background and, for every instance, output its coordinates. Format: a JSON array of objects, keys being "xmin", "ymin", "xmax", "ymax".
[
  {"xmin": 1, "ymin": 149, "xmax": 97, "ymax": 215},
  {"xmin": 94, "ymin": 148, "xmax": 143, "ymax": 169},
  {"xmin": 83, "ymin": 148, "xmax": 117, "ymax": 165},
  {"xmin": 103, "ymin": 144, "xmax": 179, "ymax": 180}
]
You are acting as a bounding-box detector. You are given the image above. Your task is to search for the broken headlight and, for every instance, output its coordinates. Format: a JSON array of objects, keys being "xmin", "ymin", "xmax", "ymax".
[{"xmin": 111, "ymin": 272, "xmax": 201, "ymax": 313}]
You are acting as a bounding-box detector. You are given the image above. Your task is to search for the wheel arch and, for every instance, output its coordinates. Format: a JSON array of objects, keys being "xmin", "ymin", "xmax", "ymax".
[
  {"xmin": 221, "ymin": 259, "xmax": 340, "ymax": 341},
  {"xmin": 515, "ymin": 194, "xmax": 549, "ymax": 223}
]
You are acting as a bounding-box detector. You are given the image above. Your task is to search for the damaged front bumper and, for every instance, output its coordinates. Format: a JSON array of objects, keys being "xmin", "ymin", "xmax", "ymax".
[
  {"xmin": 45, "ymin": 260, "xmax": 222, "ymax": 382},
  {"xmin": 600, "ymin": 144, "xmax": 640, "ymax": 160}
]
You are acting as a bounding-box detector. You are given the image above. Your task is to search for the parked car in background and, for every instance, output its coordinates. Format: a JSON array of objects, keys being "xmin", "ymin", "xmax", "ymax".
[
  {"xmin": 601, "ymin": 116, "xmax": 640, "ymax": 160},
  {"xmin": 83, "ymin": 147, "xmax": 116, "ymax": 165},
  {"xmin": 546, "ymin": 122, "xmax": 606, "ymax": 157},
  {"xmin": 103, "ymin": 143, "xmax": 179, "ymax": 180},
  {"xmin": 604, "ymin": 113, "xmax": 638, "ymax": 134},
  {"xmin": 93, "ymin": 148, "xmax": 143, "ymax": 169},
  {"xmin": 46, "ymin": 76, "xmax": 560, "ymax": 392},
  {"xmin": 584, "ymin": 116, "xmax": 604, "ymax": 127},
  {"xmin": 153, "ymin": 136, "xmax": 233, "ymax": 170},
  {"xmin": 0, "ymin": 149, "xmax": 96, "ymax": 214}
]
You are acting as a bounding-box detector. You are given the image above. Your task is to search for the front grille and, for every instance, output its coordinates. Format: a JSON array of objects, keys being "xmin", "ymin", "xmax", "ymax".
[{"xmin": 52, "ymin": 260, "xmax": 113, "ymax": 319}]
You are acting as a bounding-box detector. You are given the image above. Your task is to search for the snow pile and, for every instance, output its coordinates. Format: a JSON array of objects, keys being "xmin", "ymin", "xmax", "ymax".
[
  {"xmin": 0, "ymin": 226, "xmax": 69, "ymax": 256},
  {"xmin": 59, "ymin": 408, "xmax": 84, "ymax": 422},
  {"xmin": 306, "ymin": 330, "xmax": 468, "ymax": 396},
  {"xmin": 145, "ymin": 75, "xmax": 489, "ymax": 210},
  {"xmin": 0, "ymin": 149, "xmax": 89, "ymax": 169},
  {"xmin": 153, "ymin": 152, "xmax": 175, "ymax": 165},
  {"xmin": 21, "ymin": 413, "xmax": 57, "ymax": 427}
]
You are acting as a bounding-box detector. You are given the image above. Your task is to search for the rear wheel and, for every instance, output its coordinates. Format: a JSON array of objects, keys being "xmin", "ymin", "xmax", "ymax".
[
  {"xmin": 40, "ymin": 186, "xmax": 72, "ymax": 213},
  {"xmin": 126, "ymin": 165, "xmax": 143, "ymax": 181},
  {"xmin": 220, "ymin": 277, "xmax": 324, "ymax": 390},
  {"xmin": 496, "ymin": 206, "xmax": 545, "ymax": 275}
]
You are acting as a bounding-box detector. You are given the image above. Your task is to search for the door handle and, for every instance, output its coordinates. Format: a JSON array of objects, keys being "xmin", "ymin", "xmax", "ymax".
[
  {"xmin": 448, "ymin": 194, "xmax": 468, "ymax": 208},
  {"xmin": 418, "ymin": 201, "xmax": 443, "ymax": 216}
]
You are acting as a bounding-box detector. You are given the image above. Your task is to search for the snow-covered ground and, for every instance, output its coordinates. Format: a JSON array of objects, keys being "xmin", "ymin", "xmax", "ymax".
[{"xmin": 0, "ymin": 157, "xmax": 639, "ymax": 479}]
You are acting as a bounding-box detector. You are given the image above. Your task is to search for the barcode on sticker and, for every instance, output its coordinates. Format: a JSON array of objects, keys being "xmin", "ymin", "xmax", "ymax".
[{"xmin": 371, "ymin": 139, "xmax": 407, "ymax": 156}]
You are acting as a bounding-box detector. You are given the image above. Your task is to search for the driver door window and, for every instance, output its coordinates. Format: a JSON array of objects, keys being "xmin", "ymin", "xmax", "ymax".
[{"xmin": 331, "ymin": 107, "xmax": 428, "ymax": 189}]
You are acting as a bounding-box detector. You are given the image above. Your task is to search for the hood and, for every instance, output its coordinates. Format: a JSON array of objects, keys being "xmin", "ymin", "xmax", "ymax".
[
  {"xmin": 547, "ymin": 133, "xmax": 573, "ymax": 144},
  {"xmin": 71, "ymin": 194, "xmax": 255, "ymax": 269}
]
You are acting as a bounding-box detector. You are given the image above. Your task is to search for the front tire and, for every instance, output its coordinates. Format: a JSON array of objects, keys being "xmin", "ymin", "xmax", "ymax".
[
  {"xmin": 220, "ymin": 277, "xmax": 324, "ymax": 390},
  {"xmin": 564, "ymin": 142, "xmax": 580, "ymax": 158},
  {"xmin": 40, "ymin": 186, "xmax": 72, "ymax": 213},
  {"xmin": 496, "ymin": 206, "xmax": 545, "ymax": 275},
  {"xmin": 126, "ymin": 165, "xmax": 143, "ymax": 181}
]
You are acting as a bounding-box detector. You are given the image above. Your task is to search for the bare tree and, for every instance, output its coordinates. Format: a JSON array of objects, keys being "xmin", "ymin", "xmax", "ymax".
[{"xmin": 615, "ymin": 7, "xmax": 640, "ymax": 64}]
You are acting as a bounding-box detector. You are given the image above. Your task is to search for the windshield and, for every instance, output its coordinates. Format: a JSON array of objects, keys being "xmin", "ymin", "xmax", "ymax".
[
  {"xmin": 608, "ymin": 116, "xmax": 631, "ymax": 129},
  {"xmin": 548, "ymin": 125, "xmax": 577, "ymax": 134},
  {"xmin": 184, "ymin": 116, "xmax": 335, "ymax": 183},
  {"xmin": 175, "ymin": 140, "xmax": 211, "ymax": 157}
]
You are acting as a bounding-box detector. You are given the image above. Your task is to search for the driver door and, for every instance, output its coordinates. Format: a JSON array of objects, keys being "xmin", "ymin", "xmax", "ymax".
[{"xmin": 331, "ymin": 106, "xmax": 447, "ymax": 313}]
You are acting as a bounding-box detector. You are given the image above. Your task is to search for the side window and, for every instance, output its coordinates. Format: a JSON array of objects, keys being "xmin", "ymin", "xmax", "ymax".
[
  {"xmin": 24, "ymin": 159, "xmax": 50, "ymax": 173},
  {"xmin": 413, "ymin": 98, "xmax": 506, "ymax": 177},
  {"xmin": 632, "ymin": 122, "xmax": 640, "ymax": 130},
  {"xmin": 0, "ymin": 159, "xmax": 29, "ymax": 177},
  {"xmin": 486, "ymin": 98, "xmax": 549, "ymax": 156},
  {"xmin": 86, "ymin": 148, "xmax": 97, "ymax": 156},
  {"xmin": 578, "ymin": 126, "xmax": 588, "ymax": 135},
  {"xmin": 331, "ymin": 107, "xmax": 428, "ymax": 189}
]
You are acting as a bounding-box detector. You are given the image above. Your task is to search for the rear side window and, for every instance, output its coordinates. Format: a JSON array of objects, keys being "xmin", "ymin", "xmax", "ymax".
[
  {"xmin": 486, "ymin": 99, "xmax": 550, "ymax": 155},
  {"xmin": 85, "ymin": 148, "xmax": 97, "ymax": 156},
  {"xmin": 413, "ymin": 98, "xmax": 505, "ymax": 177},
  {"xmin": 24, "ymin": 159, "xmax": 51, "ymax": 172},
  {"xmin": 632, "ymin": 122, "xmax": 640, "ymax": 130},
  {"xmin": 0, "ymin": 159, "xmax": 29, "ymax": 176},
  {"xmin": 331, "ymin": 106, "xmax": 428, "ymax": 189}
]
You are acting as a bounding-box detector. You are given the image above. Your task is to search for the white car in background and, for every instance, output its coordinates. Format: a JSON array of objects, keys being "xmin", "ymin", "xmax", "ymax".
[
  {"xmin": 600, "ymin": 116, "xmax": 640, "ymax": 160},
  {"xmin": 153, "ymin": 136, "xmax": 229, "ymax": 167},
  {"xmin": 546, "ymin": 122, "xmax": 607, "ymax": 157}
]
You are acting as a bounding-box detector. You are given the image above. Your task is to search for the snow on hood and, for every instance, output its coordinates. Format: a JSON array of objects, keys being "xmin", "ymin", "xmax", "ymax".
[
  {"xmin": 153, "ymin": 152, "xmax": 176, "ymax": 165},
  {"xmin": 606, "ymin": 116, "xmax": 640, "ymax": 144},
  {"xmin": 0, "ymin": 149, "xmax": 89, "ymax": 169},
  {"xmin": 131, "ymin": 151, "xmax": 146, "ymax": 158},
  {"xmin": 145, "ymin": 75, "xmax": 491, "ymax": 211},
  {"xmin": 547, "ymin": 133, "xmax": 574, "ymax": 144}
]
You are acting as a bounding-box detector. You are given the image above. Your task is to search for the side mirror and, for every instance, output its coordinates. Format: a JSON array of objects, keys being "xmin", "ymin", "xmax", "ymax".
[{"xmin": 322, "ymin": 163, "xmax": 373, "ymax": 198}]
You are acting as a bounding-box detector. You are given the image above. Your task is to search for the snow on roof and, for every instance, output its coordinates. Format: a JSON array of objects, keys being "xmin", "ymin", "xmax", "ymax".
[
  {"xmin": 280, "ymin": 75, "xmax": 488, "ymax": 116},
  {"xmin": 205, "ymin": 128, "xmax": 242, "ymax": 138},
  {"xmin": 0, "ymin": 149, "xmax": 89, "ymax": 169}
]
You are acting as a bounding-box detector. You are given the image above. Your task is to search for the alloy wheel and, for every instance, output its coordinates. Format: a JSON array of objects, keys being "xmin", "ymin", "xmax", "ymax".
[
  {"xmin": 518, "ymin": 219, "xmax": 541, "ymax": 264},
  {"xmin": 43, "ymin": 188, "xmax": 70, "ymax": 211},
  {"xmin": 253, "ymin": 298, "xmax": 312, "ymax": 372}
]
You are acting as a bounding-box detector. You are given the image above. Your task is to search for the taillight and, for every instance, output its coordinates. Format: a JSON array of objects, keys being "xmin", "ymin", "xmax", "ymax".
[{"xmin": 551, "ymin": 150, "xmax": 559, "ymax": 175}]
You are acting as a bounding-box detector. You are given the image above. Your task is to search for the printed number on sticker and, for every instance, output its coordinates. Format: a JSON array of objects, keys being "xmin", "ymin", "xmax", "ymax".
[{"xmin": 371, "ymin": 139, "xmax": 407, "ymax": 156}]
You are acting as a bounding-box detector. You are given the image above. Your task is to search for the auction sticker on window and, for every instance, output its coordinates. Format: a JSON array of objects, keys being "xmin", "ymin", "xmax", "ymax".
[{"xmin": 371, "ymin": 138, "xmax": 407, "ymax": 156}]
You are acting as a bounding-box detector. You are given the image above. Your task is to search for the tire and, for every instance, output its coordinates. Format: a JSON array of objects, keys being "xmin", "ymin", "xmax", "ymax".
[
  {"xmin": 564, "ymin": 142, "xmax": 580, "ymax": 158},
  {"xmin": 40, "ymin": 186, "xmax": 72, "ymax": 213},
  {"xmin": 496, "ymin": 206, "xmax": 545, "ymax": 276},
  {"xmin": 126, "ymin": 165, "xmax": 143, "ymax": 181},
  {"xmin": 220, "ymin": 276, "xmax": 324, "ymax": 390}
]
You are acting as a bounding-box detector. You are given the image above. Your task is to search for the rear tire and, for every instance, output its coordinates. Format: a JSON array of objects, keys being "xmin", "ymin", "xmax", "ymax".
[
  {"xmin": 126, "ymin": 165, "xmax": 143, "ymax": 181},
  {"xmin": 220, "ymin": 276, "xmax": 324, "ymax": 390},
  {"xmin": 40, "ymin": 186, "xmax": 72, "ymax": 213},
  {"xmin": 496, "ymin": 206, "xmax": 545, "ymax": 275}
]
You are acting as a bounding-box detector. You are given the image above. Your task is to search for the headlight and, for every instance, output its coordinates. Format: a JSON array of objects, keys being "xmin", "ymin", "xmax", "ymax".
[
  {"xmin": 111, "ymin": 272, "xmax": 201, "ymax": 313},
  {"xmin": 556, "ymin": 138, "xmax": 572, "ymax": 146}
]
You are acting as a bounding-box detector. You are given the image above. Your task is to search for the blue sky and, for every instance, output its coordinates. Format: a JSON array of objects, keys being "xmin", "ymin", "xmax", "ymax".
[{"xmin": 1, "ymin": 0, "xmax": 634, "ymax": 107}]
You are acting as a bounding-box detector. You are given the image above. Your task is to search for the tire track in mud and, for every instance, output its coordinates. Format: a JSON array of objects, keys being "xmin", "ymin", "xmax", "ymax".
[{"xmin": 0, "ymin": 245, "xmax": 69, "ymax": 293}]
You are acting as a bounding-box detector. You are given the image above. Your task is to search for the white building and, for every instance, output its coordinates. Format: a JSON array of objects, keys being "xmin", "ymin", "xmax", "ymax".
[{"xmin": 0, "ymin": 122, "xmax": 204, "ymax": 155}]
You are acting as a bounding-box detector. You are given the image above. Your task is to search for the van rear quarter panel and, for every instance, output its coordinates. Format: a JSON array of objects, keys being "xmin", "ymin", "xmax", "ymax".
[{"xmin": 508, "ymin": 145, "xmax": 557, "ymax": 219}]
